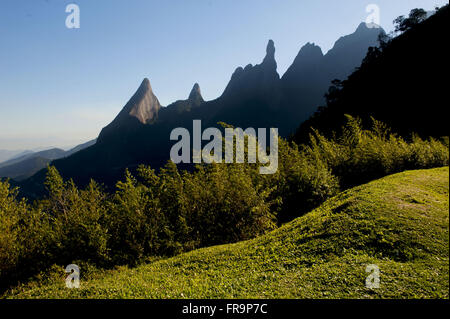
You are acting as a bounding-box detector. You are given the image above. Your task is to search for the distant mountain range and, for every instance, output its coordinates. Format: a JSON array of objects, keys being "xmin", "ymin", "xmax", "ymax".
[
  {"xmin": 18, "ymin": 22, "xmax": 383, "ymax": 196},
  {"xmin": 0, "ymin": 149, "xmax": 35, "ymax": 163},
  {"xmin": 0, "ymin": 139, "xmax": 96, "ymax": 181},
  {"xmin": 0, "ymin": 150, "xmax": 24, "ymax": 163}
]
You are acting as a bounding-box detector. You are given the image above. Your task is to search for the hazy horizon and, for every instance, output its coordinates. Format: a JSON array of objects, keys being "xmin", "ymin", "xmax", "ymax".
[{"xmin": 0, "ymin": 0, "xmax": 446, "ymax": 150}]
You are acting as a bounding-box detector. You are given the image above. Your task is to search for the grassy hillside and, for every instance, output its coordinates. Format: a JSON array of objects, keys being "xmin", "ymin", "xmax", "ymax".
[{"xmin": 5, "ymin": 167, "xmax": 449, "ymax": 299}]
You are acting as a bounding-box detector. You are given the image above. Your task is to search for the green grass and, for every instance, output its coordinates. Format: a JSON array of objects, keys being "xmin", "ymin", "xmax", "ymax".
[{"xmin": 4, "ymin": 167, "xmax": 449, "ymax": 299}]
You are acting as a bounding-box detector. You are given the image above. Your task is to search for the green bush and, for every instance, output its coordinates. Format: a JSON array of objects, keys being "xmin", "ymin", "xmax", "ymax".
[
  {"xmin": 266, "ymin": 138, "xmax": 340, "ymax": 223},
  {"xmin": 0, "ymin": 180, "xmax": 24, "ymax": 282},
  {"xmin": 42, "ymin": 167, "xmax": 110, "ymax": 267},
  {"xmin": 0, "ymin": 180, "xmax": 51, "ymax": 288},
  {"xmin": 0, "ymin": 117, "xmax": 448, "ymax": 291},
  {"xmin": 107, "ymin": 167, "xmax": 175, "ymax": 265},
  {"xmin": 183, "ymin": 163, "xmax": 276, "ymax": 247},
  {"xmin": 304, "ymin": 115, "xmax": 449, "ymax": 188}
]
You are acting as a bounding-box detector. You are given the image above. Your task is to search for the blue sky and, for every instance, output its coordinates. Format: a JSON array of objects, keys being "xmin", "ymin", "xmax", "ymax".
[{"xmin": 0, "ymin": 0, "xmax": 446, "ymax": 149}]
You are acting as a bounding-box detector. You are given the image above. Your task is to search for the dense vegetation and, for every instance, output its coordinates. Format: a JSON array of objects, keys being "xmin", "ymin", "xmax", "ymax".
[
  {"xmin": 294, "ymin": 5, "xmax": 449, "ymax": 144},
  {"xmin": 5, "ymin": 167, "xmax": 449, "ymax": 298},
  {"xmin": 1, "ymin": 117, "xmax": 448, "ymax": 292}
]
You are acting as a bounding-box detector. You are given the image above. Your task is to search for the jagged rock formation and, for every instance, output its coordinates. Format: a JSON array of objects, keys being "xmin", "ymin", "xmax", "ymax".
[
  {"xmin": 222, "ymin": 40, "xmax": 280, "ymax": 99},
  {"xmin": 18, "ymin": 22, "xmax": 387, "ymax": 196},
  {"xmin": 159, "ymin": 83, "xmax": 205, "ymax": 123},
  {"xmin": 188, "ymin": 83, "xmax": 204, "ymax": 105},
  {"xmin": 294, "ymin": 6, "xmax": 449, "ymax": 143},
  {"xmin": 98, "ymin": 78, "xmax": 161, "ymax": 142},
  {"xmin": 281, "ymin": 22, "xmax": 383, "ymax": 126}
]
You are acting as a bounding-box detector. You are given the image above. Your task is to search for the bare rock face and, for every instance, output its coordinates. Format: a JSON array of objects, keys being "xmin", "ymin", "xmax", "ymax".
[
  {"xmin": 125, "ymin": 78, "xmax": 161, "ymax": 124},
  {"xmin": 97, "ymin": 78, "xmax": 161, "ymax": 142}
]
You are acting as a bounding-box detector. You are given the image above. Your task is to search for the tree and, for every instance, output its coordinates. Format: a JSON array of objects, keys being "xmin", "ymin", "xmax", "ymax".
[{"xmin": 394, "ymin": 8, "xmax": 427, "ymax": 33}]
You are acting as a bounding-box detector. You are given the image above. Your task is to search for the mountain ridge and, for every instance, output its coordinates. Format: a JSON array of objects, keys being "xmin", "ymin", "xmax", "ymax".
[
  {"xmin": 294, "ymin": 5, "xmax": 449, "ymax": 143},
  {"xmin": 17, "ymin": 22, "xmax": 385, "ymax": 196},
  {"xmin": 0, "ymin": 139, "xmax": 96, "ymax": 182}
]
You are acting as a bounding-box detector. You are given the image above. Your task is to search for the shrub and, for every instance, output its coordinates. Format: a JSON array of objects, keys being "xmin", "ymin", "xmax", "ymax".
[
  {"xmin": 107, "ymin": 167, "xmax": 174, "ymax": 265},
  {"xmin": 41, "ymin": 167, "xmax": 110, "ymax": 267},
  {"xmin": 0, "ymin": 180, "xmax": 51, "ymax": 288},
  {"xmin": 183, "ymin": 163, "xmax": 276, "ymax": 247},
  {"xmin": 304, "ymin": 115, "xmax": 449, "ymax": 188},
  {"xmin": 1, "ymin": 117, "xmax": 448, "ymax": 290},
  {"xmin": 266, "ymin": 139, "xmax": 340, "ymax": 223},
  {"xmin": 0, "ymin": 180, "xmax": 24, "ymax": 282}
]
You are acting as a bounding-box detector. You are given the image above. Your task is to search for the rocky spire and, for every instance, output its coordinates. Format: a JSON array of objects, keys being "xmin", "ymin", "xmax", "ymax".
[
  {"xmin": 97, "ymin": 78, "xmax": 161, "ymax": 142},
  {"xmin": 222, "ymin": 40, "xmax": 280, "ymax": 97},
  {"xmin": 187, "ymin": 82, "xmax": 204, "ymax": 106},
  {"xmin": 262, "ymin": 39, "xmax": 277, "ymax": 70},
  {"xmin": 188, "ymin": 83, "xmax": 203, "ymax": 101},
  {"xmin": 124, "ymin": 78, "xmax": 161, "ymax": 124}
]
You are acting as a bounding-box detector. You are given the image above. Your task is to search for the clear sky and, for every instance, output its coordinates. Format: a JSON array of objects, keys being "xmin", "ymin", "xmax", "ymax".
[{"xmin": 0, "ymin": 0, "xmax": 446, "ymax": 150}]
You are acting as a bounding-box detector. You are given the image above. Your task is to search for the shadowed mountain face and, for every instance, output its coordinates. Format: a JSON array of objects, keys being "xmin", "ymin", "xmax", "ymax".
[
  {"xmin": 158, "ymin": 83, "xmax": 205, "ymax": 124},
  {"xmin": 222, "ymin": 39, "xmax": 279, "ymax": 99},
  {"xmin": 281, "ymin": 22, "xmax": 383, "ymax": 128},
  {"xmin": 18, "ymin": 23, "xmax": 384, "ymax": 196},
  {"xmin": 294, "ymin": 6, "xmax": 449, "ymax": 144},
  {"xmin": 188, "ymin": 39, "xmax": 284, "ymax": 133},
  {"xmin": 188, "ymin": 83, "xmax": 204, "ymax": 105},
  {"xmin": 0, "ymin": 157, "xmax": 51, "ymax": 181}
]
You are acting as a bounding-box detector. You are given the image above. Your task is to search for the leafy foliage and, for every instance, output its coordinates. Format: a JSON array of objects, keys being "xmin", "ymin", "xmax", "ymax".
[
  {"xmin": 305, "ymin": 115, "xmax": 449, "ymax": 188},
  {"xmin": 0, "ymin": 118, "xmax": 448, "ymax": 292},
  {"xmin": 294, "ymin": 4, "xmax": 449, "ymax": 143},
  {"xmin": 394, "ymin": 8, "xmax": 428, "ymax": 33},
  {"xmin": 6, "ymin": 167, "xmax": 449, "ymax": 299}
]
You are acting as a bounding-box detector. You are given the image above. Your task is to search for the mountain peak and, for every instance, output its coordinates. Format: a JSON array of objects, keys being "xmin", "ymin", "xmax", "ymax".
[
  {"xmin": 140, "ymin": 77, "xmax": 152, "ymax": 90},
  {"xmin": 126, "ymin": 78, "xmax": 161, "ymax": 124},
  {"xmin": 97, "ymin": 78, "xmax": 161, "ymax": 142},
  {"xmin": 266, "ymin": 40, "xmax": 275, "ymax": 58},
  {"xmin": 189, "ymin": 83, "xmax": 201, "ymax": 99},
  {"xmin": 355, "ymin": 21, "xmax": 382, "ymax": 33},
  {"xmin": 222, "ymin": 40, "xmax": 280, "ymax": 97},
  {"xmin": 325, "ymin": 22, "xmax": 384, "ymax": 57},
  {"xmin": 282, "ymin": 42, "xmax": 323, "ymax": 82},
  {"xmin": 262, "ymin": 39, "xmax": 277, "ymax": 68},
  {"xmin": 298, "ymin": 42, "xmax": 324, "ymax": 58},
  {"xmin": 188, "ymin": 83, "xmax": 204, "ymax": 104}
]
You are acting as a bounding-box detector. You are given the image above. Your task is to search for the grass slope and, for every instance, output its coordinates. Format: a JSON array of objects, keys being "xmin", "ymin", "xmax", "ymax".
[{"xmin": 5, "ymin": 167, "xmax": 449, "ymax": 299}]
